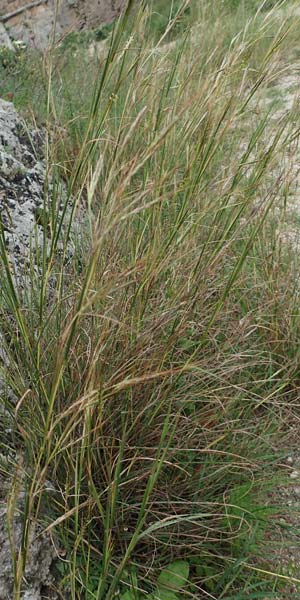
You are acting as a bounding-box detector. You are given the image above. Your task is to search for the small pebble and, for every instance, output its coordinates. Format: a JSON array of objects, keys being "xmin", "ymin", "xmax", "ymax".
[
  {"xmin": 287, "ymin": 456, "xmax": 294, "ymax": 464},
  {"xmin": 44, "ymin": 480, "xmax": 56, "ymax": 493},
  {"xmin": 290, "ymin": 470, "xmax": 299, "ymax": 479}
]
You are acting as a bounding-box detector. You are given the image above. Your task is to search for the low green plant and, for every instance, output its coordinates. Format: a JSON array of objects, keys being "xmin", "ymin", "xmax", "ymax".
[
  {"xmin": 119, "ymin": 560, "xmax": 190, "ymax": 600},
  {"xmin": 0, "ymin": 40, "xmax": 26, "ymax": 72}
]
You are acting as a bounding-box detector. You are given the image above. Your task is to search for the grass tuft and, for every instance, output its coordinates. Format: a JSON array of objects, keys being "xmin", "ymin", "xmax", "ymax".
[{"xmin": 1, "ymin": 1, "xmax": 300, "ymax": 598}]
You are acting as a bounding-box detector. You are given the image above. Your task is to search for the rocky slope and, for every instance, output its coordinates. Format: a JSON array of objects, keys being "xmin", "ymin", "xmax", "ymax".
[{"xmin": 0, "ymin": 0, "xmax": 126, "ymax": 48}]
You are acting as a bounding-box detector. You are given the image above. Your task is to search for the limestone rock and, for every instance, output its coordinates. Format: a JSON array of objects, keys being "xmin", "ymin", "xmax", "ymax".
[
  {"xmin": 0, "ymin": 99, "xmax": 70, "ymax": 278},
  {"xmin": 0, "ymin": 506, "xmax": 57, "ymax": 600},
  {"xmin": 0, "ymin": 100, "xmax": 46, "ymax": 272}
]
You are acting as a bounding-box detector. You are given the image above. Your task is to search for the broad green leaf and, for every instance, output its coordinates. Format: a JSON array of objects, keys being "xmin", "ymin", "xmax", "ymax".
[
  {"xmin": 155, "ymin": 588, "xmax": 179, "ymax": 600},
  {"xmin": 120, "ymin": 591, "xmax": 140, "ymax": 600},
  {"xmin": 157, "ymin": 560, "xmax": 189, "ymax": 591}
]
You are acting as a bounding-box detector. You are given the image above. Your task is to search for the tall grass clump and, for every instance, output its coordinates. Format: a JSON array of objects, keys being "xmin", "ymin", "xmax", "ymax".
[{"xmin": 0, "ymin": 1, "xmax": 299, "ymax": 598}]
